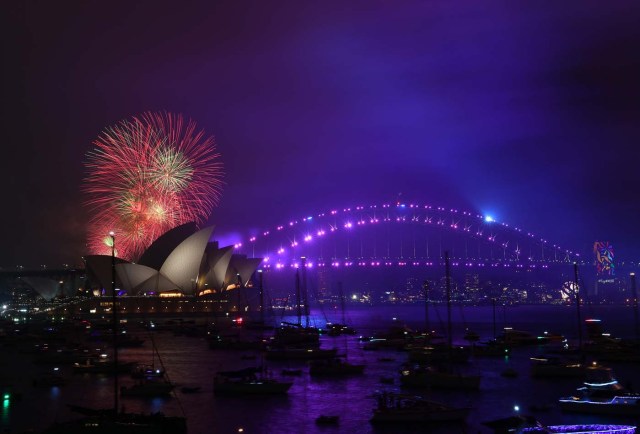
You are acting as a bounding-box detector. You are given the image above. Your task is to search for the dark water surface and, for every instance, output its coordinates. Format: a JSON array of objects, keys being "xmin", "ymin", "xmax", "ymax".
[{"xmin": 3, "ymin": 304, "xmax": 640, "ymax": 433}]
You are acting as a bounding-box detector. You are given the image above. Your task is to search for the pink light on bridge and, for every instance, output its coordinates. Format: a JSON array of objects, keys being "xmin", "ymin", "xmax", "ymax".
[
  {"xmin": 277, "ymin": 247, "xmax": 285, "ymax": 254},
  {"xmin": 304, "ymin": 235, "xmax": 312, "ymax": 242},
  {"xmin": 344, "ymin": 222, "xmax": 353, "ymax": 229}
]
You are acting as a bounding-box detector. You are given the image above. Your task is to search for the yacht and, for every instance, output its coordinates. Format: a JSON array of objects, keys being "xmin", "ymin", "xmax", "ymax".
[
  {"xmin": 400, "ymin": 364, "xmax": 481, "ymax": 390},
  {"xmin": 309, "ymin": 357, "xmax": 365, "ymax": 376},
  {"xmin": 559, "ymin": 365, "xmax": 640, "ymax": 416},
  {"xmin": 213, "ymin": 367, "xmax": 292, "ymax": 395},
  {"xmin": 530, "ymin": 356, "xmax": 585, "ymax": 378},
  {"xmin": 370, "ymin": 392, "xmax": 470, "ymax": 424}
]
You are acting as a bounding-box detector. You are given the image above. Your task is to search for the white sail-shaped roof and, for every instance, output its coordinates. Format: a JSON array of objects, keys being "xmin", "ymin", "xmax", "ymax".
[
  {"xmin": 23, "ymin": 277, "xmax": 59, "ymax": 301},
  {"xmin": 159, "ymin": 226, "xmax": 215, "ymax": 294},
  {"xmin": 204, "ymin": 245, "xmax": 234, "ymax": 291},
  {"xmin": 136, "ymin": 271, "xmax": 180, "ymax": 293},
  {"xmin": 137, "ymin": 222, "xmax": 198, "ymax": 270},
  {"xmin": 224, "ymin": 254, "xmax": 263, "ymax": 288},
  {"xmin": 237, "ymin": 258, "xmax": 263, "ymax": 287},
  {"xmin": 116, "ymin": 263, "xmax": 159, "ymax": 294},
  {"xmin": 85, "ymin": 255, "xmax": 128, "ymax": 293}
]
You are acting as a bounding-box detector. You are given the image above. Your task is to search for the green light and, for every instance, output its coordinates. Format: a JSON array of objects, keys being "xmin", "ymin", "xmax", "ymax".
[{"xmin": 2, "ymin": 394, "xmax": 9, "ymax": 400}]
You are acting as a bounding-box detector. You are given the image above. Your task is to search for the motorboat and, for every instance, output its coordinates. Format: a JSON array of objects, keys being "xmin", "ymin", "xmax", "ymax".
[
  {"xmin": 131, "ymin": 364, "xmax": 165, "ymax": 380},
  {"xmin": 324, "ymin": 322, "xmax": 356, "ymax": 336},
  {"xmin": 400, "ymin": 364, "xmax": 481, "ymax": 390},
  {"xmin": 482, "ymin": 416, "xmax": 636, "ymax": 434},
  {"xmin": 530, "ymin": 356, "xmax": 585, "ymax": 378},
  {"xmin": 43, "ymin": 411, "xmax": 187, "ymax": 433},
  {"xmin": 73, "ymin": 355, "xmax": 136, "ymax": 374},
  {"xmin": 559, "ymin": 365, "xmax": 640, "ymax": 416},
  {"xmin": 309, "ymin": 357, "xmax": 365, "ymax": 376},
  {"xmin": 120, "ymin": 377, "xmax": 175, "ymax": 397},
  {"xmin": 370, "ymin": 392, "xmax": 470, "ymax": 424},
  {"xmin": 264, "ymin": 346, "xmax": 337, "ymax": 361},
  {"xmin": 271, "ymin": 322, "xmax": 320, "ymax": 347},
  {"xmin": 315, "ymin": 415, "xmax": 339, "ymax": 425},
  {"xmin": 213, "ymin": 367, "xmax": 292, "ymax": 395}
]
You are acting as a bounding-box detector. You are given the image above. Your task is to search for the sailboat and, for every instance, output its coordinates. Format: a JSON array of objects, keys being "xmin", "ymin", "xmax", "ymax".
[
  {"xmin": 324, "ymin": 282, "xmax": 357, "ymax": 336},
  {"xmin": 531, "ymin": 263, "xmax": 586, "ymax": 378},
  {"xmin": 43, "ymin": 232, "xmax": 187, "ymax": 433},
  {"xmin": 265, "ymin": 263, "xmax": 336, "ymax": 361},
  {"xmin": 244, "ymin": 269, "xmax": 274, "ymax": 331},
  {"xmin": 309, "ymin": 281, "xmax": 364, "ymax": 377},
  {"xmin": 122, "ymin": 333, "xmax": 175, "ymax": 397},
  {"xmin": 400, "ymin": 252, "xmax": 481, "ymax": 391}
]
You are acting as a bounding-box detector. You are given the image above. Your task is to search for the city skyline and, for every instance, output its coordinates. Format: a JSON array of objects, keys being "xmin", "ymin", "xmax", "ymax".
[{"xmin": 2, "ymin": 1, "xmax": 639, "ymax": 267}]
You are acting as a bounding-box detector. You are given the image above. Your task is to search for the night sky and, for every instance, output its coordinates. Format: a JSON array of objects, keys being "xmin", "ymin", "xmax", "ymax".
[{"xmin": 2, "ymin": 1, "xmax": 639, "ymax": 267}]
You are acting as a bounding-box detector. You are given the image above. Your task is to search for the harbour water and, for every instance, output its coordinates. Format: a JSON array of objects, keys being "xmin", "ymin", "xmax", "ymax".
[{"xmin": 3, "ymin": 304, "xmax": 640, "ymax": 433}]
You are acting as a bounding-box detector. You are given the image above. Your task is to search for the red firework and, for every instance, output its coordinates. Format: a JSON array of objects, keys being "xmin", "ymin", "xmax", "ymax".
[{"xmin": 84, "ymin": 112, "xmax": 224, "ymax": 260}]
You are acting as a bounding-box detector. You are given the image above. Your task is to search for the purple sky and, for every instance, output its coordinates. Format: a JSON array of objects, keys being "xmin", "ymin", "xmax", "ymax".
[{"xmin": 2, "ymin": 1, "xmax": 639, "ymax": 267}]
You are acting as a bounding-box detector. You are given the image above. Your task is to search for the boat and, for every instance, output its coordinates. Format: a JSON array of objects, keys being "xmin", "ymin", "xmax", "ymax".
[
  {"xmin": 180, "ymin": 386, "xmax": 201, "ymax": 394},
  {"xmin": 131, "ymin": 364, "xmax": 166, "ymax": 380},
  {"xmin": 530, "ymin": 356, "xmax": 585, "ymax": 378},
  {"xmin": 559, "ymin": 365, "xmax": 640, "ymax": 416},
  {"xmin": 213, "ymin": 367, "xmax": 292, "ymax": 395},
  {"xmin": 33, "ymin": 367, "xmax": 67, "ymax": 387},
  {"xmin": 400, "ymin": 252, "xmax": 481, "ymax": 391},
  {"xmin": 501, "ymin": 368, "xmax": 518, "ymax": 378},
  {"xmin": 281, "ymin": 368, "xmax": 303, "ymax": 376},
  {"xmin": 482, "ymin": 416, "xmax": 636, "ymax": 434},
  {"xmin": 324, "ymin": 322, "xmax": 357, "ymax": 336},
  {"xmin": 207, "ymin": 331, "xmax": 264, "ymax": 350},
  {"xmin": 407, "ymin": 344, "xmax": 471, "ymax": 363},
  {"xmin": 315, "ymin": 415, "xmax": 339, "ymax": 425},
  {"xmin": 120, "ymin": 377, "xmax": 175, "ymax": 397},
  {"xmin": 271, "ymin": 268, "xmax": 321, "ymax": 347},
  {"xmin": 264, "ymin": 346, "xmax": 337, "ymax": 361},
  {"xmin": 74, "ymin": 355, "xmax": 137, "ymax": 374},
  {"xmin": 495, "ymin": 328, "xmax": 539, "ymax": 346},
  {"xmin": 309, "ymin": 357, "xmax": 365, "ymax": 376},
  {"xmin": 370, "ymin": 392, "xmax": 470, "ymax": 424},
  {"xmin": 400, "ymin": 363, "xmax": 481, "ymax": 390},
  {"xmin": 43, "ymin": 412, "xmax": 187, "ymax": 434}
]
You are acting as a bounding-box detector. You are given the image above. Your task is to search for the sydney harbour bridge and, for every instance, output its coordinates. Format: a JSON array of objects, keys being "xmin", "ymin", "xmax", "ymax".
[
  {"xmin": 1, "ymin": 200, "xmax": 611, "ymax": 312},
  {"xmin": 223, "ymin": 201, "xmax": 595, "ymax": 302},
  {"xmin": 232, "ymin": 201, "xmax": 581, "ymax": 271}
]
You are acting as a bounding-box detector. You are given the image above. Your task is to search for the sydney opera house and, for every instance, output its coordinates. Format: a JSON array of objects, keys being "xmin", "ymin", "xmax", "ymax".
[{"xmin": 7, "ymin": 223, "xmax": 263, "ymax": 316}]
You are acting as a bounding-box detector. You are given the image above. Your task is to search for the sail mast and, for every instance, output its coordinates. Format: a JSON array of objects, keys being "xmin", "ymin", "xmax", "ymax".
[
  {"xmin": 631, "ymin": 272, "xmax": 638, "ymax": 341},
  {"xmin": 573, "ymin": 262, "xmax": 582, "ymax": 351},
  {"xmin": 422, "ymin": 280, "xmax": 430, "ymax": 335},
  {"xmin": 445, "ymin": 251, "xmax": 452, "ymax": 351},
  {"xmin": 110, "ymin": 231, "xmax": 118, "ymax": 416},
  {"xmin": 295, "ymin": 268, "xmax": 302, "ymax": 327},
  {"xmin": 259, "ymin": 269, "xmax": 264, "ymax": 324},
  {"xmin": 301, "ymin": 257, "xmax": 309, "ymax": 328}
]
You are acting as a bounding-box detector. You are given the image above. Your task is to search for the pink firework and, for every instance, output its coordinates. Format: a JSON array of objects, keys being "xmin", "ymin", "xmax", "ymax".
[{"xmin": 84, "ymin": 112, "xmax": 224, "ymax": 260}]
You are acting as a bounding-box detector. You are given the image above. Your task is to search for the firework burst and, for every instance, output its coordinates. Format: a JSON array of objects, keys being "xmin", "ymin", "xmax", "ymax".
[{"xmin": 84, "ymin": 112, "xmax": 224, "ymax": 260}]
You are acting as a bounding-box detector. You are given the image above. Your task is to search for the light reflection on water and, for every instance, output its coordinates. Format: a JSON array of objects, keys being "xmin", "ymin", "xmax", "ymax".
[{"xmin": 2, "ymin": 305, "xmax": 640, "ymax": 434}]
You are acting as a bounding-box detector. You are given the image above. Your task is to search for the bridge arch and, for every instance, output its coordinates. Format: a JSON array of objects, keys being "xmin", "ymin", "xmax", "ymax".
[{"xmin": 229, "ymin": 201, "xmax": 581, "ymax": 271}]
